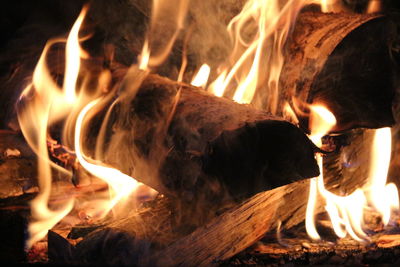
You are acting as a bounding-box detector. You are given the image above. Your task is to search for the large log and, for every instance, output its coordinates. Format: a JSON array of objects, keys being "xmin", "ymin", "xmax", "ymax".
[
  {"xmin": 277, "ymin": 11, "xmax": 396, "ymax": 132},
  {"xmin": 82, "ymin": 72, "xmax": 319, "ymax": 213}
]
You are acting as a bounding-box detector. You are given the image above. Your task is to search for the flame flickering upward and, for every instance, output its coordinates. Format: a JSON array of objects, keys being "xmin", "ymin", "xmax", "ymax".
[
  {"xmin": 18, "ymin": 6, "xmax": 149, "ymax": 248},
  {"xmin": 305, "ymin": 105, "xmax": 399, "ymax": 242},
  {"xmin": 190, "ymin": 63, "xmax": 211, "ymax": 88},
  {"xmin": 205, "ymin": 0, "xmax": 309, "ymax": 109}
]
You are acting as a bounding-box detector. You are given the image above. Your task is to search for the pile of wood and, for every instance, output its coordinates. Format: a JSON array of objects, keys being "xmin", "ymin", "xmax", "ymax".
[{"xmin": 0, "ymin": 1, "xmax": 399, "ymax": 266}]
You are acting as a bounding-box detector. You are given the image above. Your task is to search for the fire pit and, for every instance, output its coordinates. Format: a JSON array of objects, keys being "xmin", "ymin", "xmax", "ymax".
[{"xmin": 1, "ymin": 0, "xmax": 400, "ymax": 266}]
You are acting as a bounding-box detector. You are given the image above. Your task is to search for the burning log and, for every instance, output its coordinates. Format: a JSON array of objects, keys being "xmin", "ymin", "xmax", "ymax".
[
  {"xmin": 86, "ymin": 72, "xmax": 320, "ymax": 211},
  {"xmin": 278, "ymin": 11, "xmax": 396, "ymax": 132}
]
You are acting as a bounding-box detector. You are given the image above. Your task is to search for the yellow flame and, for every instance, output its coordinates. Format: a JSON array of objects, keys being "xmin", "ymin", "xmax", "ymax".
[
  {"xmin": 283, "ymin": 102, "xmax": 299, "ymax": 125},
  {"xmin": 205, "ymin": 0, "xmax": 306, "ymax": 110},
  {"xmin": 319, "ymin": 0, "xmax": 345, "ymax": 13},
  {"xmin": 305, "ymin": 105, "xmax": 335, "ymax": 240},
  {"xmin": 367, "ymin": 128, "xmax": 399, "ymax": 225},
  {"xmin": 309, "ymin": 105, "xmax": 336, "ymax": 146},
  {"xmin": 305, "ymin": 106, "xmax": 399, "ymax": 242},
  {"xmin": 305, "ymin": 176, "xmax": 321, "ymax": 240},
  {"xmin": 63, "ymin": 5, "xmax": 88, "ymax": 103},
  {"xmin": 139, "ymin": 0, "xmax": 189, "ymax": 70},
  {"xmin": 18, "ymin": 5, "xmax": 158, "ymax": 248},
  {"xmin": 19, "ymin": 6, "xmax": 90, "ymax": 247},
  {"xmin": 139, "ymin": 39, "xmax": 150, "ymax": 71},
  {"xmin": 208, "ymin": 70, "xmax": 227, "ymax": 97},
  {"xmin": 74, "ymin": 100, "xmax": 141, "ymax": 218},
  {"xmin": 191, "ymin": 64, "xmax": 211, "ymax": 88}
]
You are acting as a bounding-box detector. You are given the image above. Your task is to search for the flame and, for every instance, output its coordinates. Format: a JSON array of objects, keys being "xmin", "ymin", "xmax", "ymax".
[
  {"xmin": 309, "ymin": 105, "xmax": 336, "ymax": 146},
  {"xmin": 19, "ymin": 7, "xmax": 90, "ymax": 247},
  {"xmin": 283, "ymin": 102, "xmax": 299, "ymax": 125},
  {"xmin": 191, "ymin": 64, "xmax": 210, "ymax": 88},
  {"xmin": 74, "ymin": 100, "xmax": 140, "ymax": 218},
  {"xmin": 18, "ymin": 0, "xmax": 398, "ymax": 249},
  {"xmin": 318, "ymin": 0, "xmax": 346, "ymax": 13},
  {"xmin": 203, "ymin": 0, "xmax": 307, "ymax": 110},
  {"xmin": 139, "ymin": 39, "xmax": 150, "ymax": 71},
  {"xmin": 367, "ymin": 128, "xmax": 399, "ymax": 225},
  {"xmin": 63, "ymin": 6, "xmax": 88, "ymax": 103},
  {"xmin": 139, "ymin": 0, "xmax": 189, "ymax": 70},
  {"xmin": 305, "ymin": 106, "xmax": 399, "ymax": 242},
  {"xmin": 208, "ymin": 70, "xmax": 227, "ymax": 97},
  {"xmin": 18, "ymin": 5, "xmax": 154, "ymax": 248},
  {"xmin": 305, "ymin": 105, "xmax": 336, "ymax": 241}
]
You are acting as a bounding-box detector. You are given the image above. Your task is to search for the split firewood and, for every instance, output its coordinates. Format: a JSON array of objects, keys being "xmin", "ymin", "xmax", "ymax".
[{"xmin": 62, "ymin": 129, "xmax": 372, "ymax": 266}]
